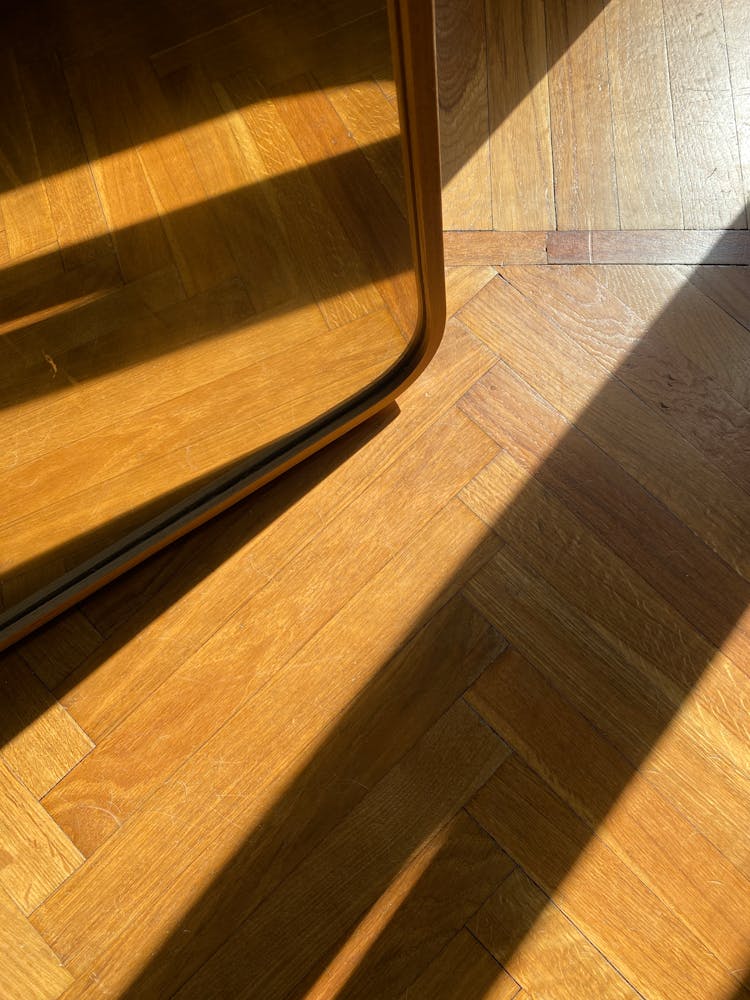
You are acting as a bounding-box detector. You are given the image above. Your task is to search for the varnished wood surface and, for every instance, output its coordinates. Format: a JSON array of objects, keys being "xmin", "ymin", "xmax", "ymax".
[
  {"xmin": 3, "ymin": 0, "xmax": 750, "ymax": 995},
  {"xmin": 0, "ymin": 0, "xmax": 419, "ymax": 613},
  {"xmin": 1, "ymin": 255, "xmax": 749, "ymax": 997},
  {"xmin": 438, "ymin": 0, "xmax": 749, "ymax": 259}
]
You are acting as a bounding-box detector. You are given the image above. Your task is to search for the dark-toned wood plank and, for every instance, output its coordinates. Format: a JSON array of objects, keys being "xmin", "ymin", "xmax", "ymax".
[
  {"xmin": 443, "ymin": 231, "xmax": 547, "ymax": 265},
  {"xmin": 304, "ymin": 812, "xmax": 514, "ymax": 1000},
  {"xmin": 401, "ymin": 928, "xmax": 519, "ymax": 1000}
]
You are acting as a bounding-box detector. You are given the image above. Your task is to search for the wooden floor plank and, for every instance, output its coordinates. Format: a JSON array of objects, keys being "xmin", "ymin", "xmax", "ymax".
[
  {"xmin": 459, "ymin": 274, "xmax": 750, "ymax": 581},
  {"xmin": 0, "ymin": 759, "xmax": 83, "ymax": 915},
  {"xmin": 402, "ymin": 927, "xmax": 519, "ymax": 1000},
  {"xmin": 662, "ymin": 0, "xmax": 747, "ymax": 228},
  {"xmin": 545, "ymin": 0, "xmax": 619, "ymax": 229},
  {"xmin": 722, "ymin": 0, "xmax": 750, "ymax": 211},
  {"xmin": 486, "ymin": 0, "xmax": 555, "ymax": 231},
  {"xmin": 468, "ymin": 648, "xmax": 750, "ymax": 980},
  {"xmin": 499, "ymin": 264, "xmax": 750, "ymax": 493},
  {"xmin": 49, "ymin": 318, "xmax": 494, "ymax": 725},
  {"xmin": 604, "ymin": 0, "xmax": 682, "ymax": 228},
  {"xmin": 169, "ymin": 701, "xmax": 509, "ymax": 1000},
  {"xmin": 469, "ymin": 755, "xmax": 747, "ymax": 1000},
  {"xmin": 45, "ymin": 409, "xmax": 497, "ymax": 851},
  {"xmin": 463, "ymin": 549, "xmax": 750, "ymax": 876},
  {"xmin": 461, "ymin": 449, "xmax": 750, "ymax": 769},
  {"xmin": 0, "ymin": 651, "xmax": 93, "ymax": 799},
  {"xmin": 34, "ymin": 578, "xmax": 506, "ymax": 991},
  {"xmin": 435, "ymin": 0, "xmax": 493, "ymax": 230},
  {"xmin": 301, "ymin": 812, "xmax": 514, "ymax": 1000},
  {"xmin": 0, "ymin": 887, "xmax": 72, "ymax": 1000},
  {"xmin": 458, "ymin": 358, "xmax": 750, "ymax": 671},
  {"xmin": 470, "ymin": 867, "xmax": 639, "ymax": 999}
]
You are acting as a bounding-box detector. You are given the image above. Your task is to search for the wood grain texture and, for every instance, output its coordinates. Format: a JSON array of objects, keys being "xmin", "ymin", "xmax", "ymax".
[
  {"xmin": 486, "ymin": 0, "xmax": 555, "ymax": 230},
  {"xmin": 470, "ymin": 868, "xmax": 639, "ymax": 999},
  {"xmin": 0, "ymin": 759, "xmax": 83, "ymax": 915},
  {"xmin": 545, "ymin": 0, "xmax": 619, "ymax": 229},
  {"xmin": 604, "ymin": 0, "xmax": 682, "ymax": 228},
  {"xmin": 435, "ymin": 0, "xmax": 492, "ymax": 229},
  {"xmin": 0, "ymin": 651, "xmax": 92, "ymax": 799},
  {"xmin": 662, "ymin": 0, "xmax": 747, "ymax": 229},
  {"xmin": 469, "ymin": 756, "xmax": 746, "ymax": 1000},
  {"xmin": 401, "ymin": 928, "xmax": 519, "ymax": 1000},
  {"xmin": 0, "ymin": 887, "xmax": 72, "ymax": 1000},
  {"xmin": 468, "ymin": 649, "xmax": 750, "ymax": 979},
  {"xmin": 459, "ymin": 273, "xmax": 750, "ymax": 581}
]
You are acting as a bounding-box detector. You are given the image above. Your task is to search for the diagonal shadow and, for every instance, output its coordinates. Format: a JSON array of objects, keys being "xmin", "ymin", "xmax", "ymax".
[
  {"xmin": 1, "ymin": 0, "xmax": 748, "ymax": 995},
  {"xmin": 7, "ymin": 211, "xmax": 747, "ymax": 998}
]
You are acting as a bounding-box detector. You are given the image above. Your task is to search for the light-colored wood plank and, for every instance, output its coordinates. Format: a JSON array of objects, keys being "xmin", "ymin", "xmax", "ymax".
[
  {"xmin": 722, "ymin": 0, "xmax": 750, "ymax": 210},
  {"xmin": 45, "ymin": 410, "xmax": 498, "ymax": 850},
  {"xmin": 459, "ymin": 274, "xmax": 750, "ymax": 581},
  {"xmin": 468, "ymin": 649, "xmax": 750, "ymax": 980},
  {"xmin": 464, "ymin": 549, "xmax": 750, "ymax": 876},
  {"xmin": 443, "ymin": 231, "xmax": 547, "ymax": 265},
  {"xmin": 401, "ymin": 928, "xmax": 519, "ymax": 1000},
  {"xmin": 302, "ymin": 812, "xmax": 514, "ymax": 1000},
  {"xmin": 470, "ymin": 867, "xmax": 639, "ymax": 999},
  {"xmin": 662, "ymin": 0, "xmax": 747, "ymax": 228},
  {"xmin": 604, "ymin": 0, "xmax": 682, "ymax": 228},
  {"xmin": 486, "ymin": 0, "xmax": 555, "ymax": 230},
  {"xmin": 469, "ymin": 756, "xmax": 744, "ymax": 1000},
  {"xmin": 0, "ymin": 887, "xmax": 72, "ymax": 1000},
  {"xmin": 435, "ymin": 0, "xmax": 492, "ymax": 230},
  {"xmin": 445, "ymin": 264, "xmax": 497, "ymax": 315},
  {"xmin": 500, "ymin": 264, "xmax": 750, "ymax": 493},
  {"xmin": 545, "ymin": 0, "xmax": 620, "ymax": 229},
  {"xmin": 0, "ymin": 651, "xmax": 93, "ymax": 799},
  {"xmin": 0, "ymin": 758, "xmax": 83, "ymax": 915},
  {"xmin": 461, "ymin": 449, "xmax": 750, "ymax": 776},
  {"xmin": 591, "ymin": 262, "xmax": 750, "ymax": 408}
]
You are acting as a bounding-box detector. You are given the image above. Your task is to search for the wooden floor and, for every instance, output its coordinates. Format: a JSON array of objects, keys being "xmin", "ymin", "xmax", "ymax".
[
  {"xmin": 438, "ymin": 0, "xmax": 750, "ymax": 265},
  {"xmin": 2, "ymin": 257, "xmax": 749, "ymax": 998},
  {"xmin": 3, "ymin": 1, "xmax": 750, "ymax": 998},
  {"xmin": 0, "ymin": 0, "xmax": 414, "ymax": 609}
]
